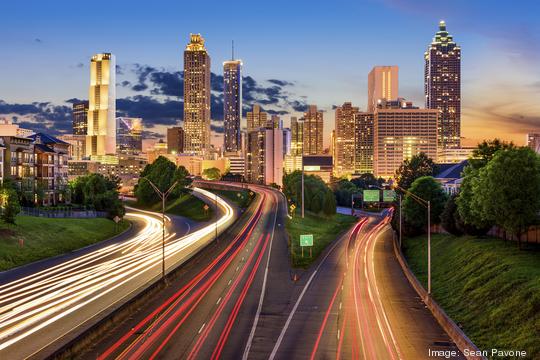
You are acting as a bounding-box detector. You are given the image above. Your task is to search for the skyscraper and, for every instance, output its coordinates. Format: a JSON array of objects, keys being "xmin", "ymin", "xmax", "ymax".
[
  {"xmin": 527, "ymin": 133, "xmax": 540, "ymax": 154},
  {"xmin": 334, "ymin": 102, "xmax": 359, "ymax": 177},
  {"xmin": 354, "ymin": 112, "xmax": 374, "ymax": 174},
  {"xmin": 302, "ymin": 105, "xmax": 323, "ymax": 155},
  {"xmin": 290, "ymin": 117, "xmax": 304, "ymax": 156},
  {"xmin": 167, "ymin": 126, "xmax": 185, "ymax": 154},
  {"xmin": 367, "ymin": 66, "xmax": 398, "ymax": 113},
  {"xmin": 72, "ymin": 101, "xmax": 88, "ymax": 135},
  {"xmin": 86, "ymin": 53, "xmax": 116, "ymax": 157},
  {"xmin": 425, "ymin": 20, "xmax": 461, "ymax": 149},
  {"xmin": 246, "ymin": 104, "xmax": 267, "ymax": 131},
  {"xmin": 223, "ymin": 58, "xmax": 242, "ymax": 152},
  {"xmin": 183, "ymin": 34, "xmax": 211, "ymax": 156},
  {"xmin": 116, "ymin": 117, "xmax": 142, "ymax": 154},
  {"xmin": 246, "ymin": 128, "xmax": 283, "ymax": 186}
]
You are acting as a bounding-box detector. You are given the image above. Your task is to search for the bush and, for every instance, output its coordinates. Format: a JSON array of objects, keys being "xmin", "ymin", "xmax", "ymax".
[
  {"xmin": 0, "ymin": 188, "xmax": 21, "ymax": 224},
  {"xmin": 441, "ymin": 195, "xmax": 463, "ymax": 236}
]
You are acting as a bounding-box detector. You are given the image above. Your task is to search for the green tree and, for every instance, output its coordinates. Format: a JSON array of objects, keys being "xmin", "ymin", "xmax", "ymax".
[
  {"xmin": 135, "ymin": 156, "xmax": 179, "ymax": 205},
  {"xmin": 403, "ymin": 176, "xmax": 447, "ymax": 232},
  {"xmin": 202, "ymin": 167, "xmax": 221, "ymax": 180},
  {"xmin": 322, "ymin": 190, "xmax": 337, "ymax": 216},
  {"xmin": 469, "ymin": 138, "xmax": 515, "ymax": 170},
  {"xmin": 441, "ymin": 194, "xmax": 463, "ymax": 236},
  {"xmin": 0, "ymin": 187, "xmax": 21, "ymax": 224},
  {"xmin": 333, "ymin": 179, "xmax": 357, "ymax": 207},
  {"xmin": 282, "ymin": 171, "xmax": 331, "ymax": 213},
  {"xmin": 473, "ymin": 147, "xmax": 540, "ymax": 248},
  {"xmin": 395, "ymin": 153, "xmax": 437, "ymax": 190},
  {"xmin": 455, "ymin": 166, "xmax": 493, "ymax": 234},
  {"xmin": 350, "ymin": 173, "xmax": 385, "ymax": 190}
]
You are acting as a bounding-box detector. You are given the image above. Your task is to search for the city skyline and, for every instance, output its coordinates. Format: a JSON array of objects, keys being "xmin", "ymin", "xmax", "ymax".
[{"xmin": 1, "ymin": 0, "xmax": 539, "ymax": 148}]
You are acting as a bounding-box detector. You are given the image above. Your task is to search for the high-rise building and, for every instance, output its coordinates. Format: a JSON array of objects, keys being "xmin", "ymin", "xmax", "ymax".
[
  {"xmin": 373, "ymin": 98, "xmax": 438, "ymax": 178},
  {"xmin": 167, "ymin": 126, "xmax": 185, "ymax": 154},
  {"xmin": 223, "ymin": 59, "xmax": 242, "ymax": 152},
  {"xmin": 354, "ymin": 112, "xmax": 374, "ymax": 174},
  {"xmin": 58, "ymin": 134, "xmax": 86, "ymax": 160},
  {"xmin": 246, "ymin": 104, "xmax": 267, "ymax": 131},
  {"xmin": 302, "ymin": 105, "xmax": 324, "ymax": 155},
  {"xmin": 527, "ymin": 133, "xmax": 540, "ymax": 154},
  {"xmin": 72, "ymin": 101, "xmax": 89, "ymax": 135},
  {"xmin": 334, "ymin": 102, "xmax": 359, "ymax": 177},
  {"xmin": 425, "ymin": 20, "xmax": 461, "ymax": 149},
  {"xmin": 183, "ymin": 34, "xmax": 211, "ymax": 156},
  {"xmin": 367, "ymin": 66, "xmax": 398, "ymax": 113},
  {"xmin": 116, "ymin": 117, "xmax": 142, "ymax": 154},
  {"xmin": 290, "ymin": 117, "xmax": 304, "ymax": 156},
  {"xmin": 86, "ymin": 53, "xmax": 116, "ymax": 157},
  {"xmin": 246, "ymin": 128, "xmax": 283, "ymax": 186}
]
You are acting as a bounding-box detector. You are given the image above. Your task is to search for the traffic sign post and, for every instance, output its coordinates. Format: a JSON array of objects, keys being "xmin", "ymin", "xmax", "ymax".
[
  {"xmin": 300, "ymin": 234, "xmax": 313, "ymax": 258},
  {"xmin": 383, "ymin": 190, "xmax": 396, "ymax": 202}
]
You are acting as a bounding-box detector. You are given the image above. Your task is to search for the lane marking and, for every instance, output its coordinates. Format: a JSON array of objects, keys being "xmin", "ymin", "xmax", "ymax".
[
  {"xmin": 216, "ymin": 297, "xmax": 221, "ymax": 305},
  {"xmin": 198, "ymin": 323, "xmax": 206, "ymax": 334}
]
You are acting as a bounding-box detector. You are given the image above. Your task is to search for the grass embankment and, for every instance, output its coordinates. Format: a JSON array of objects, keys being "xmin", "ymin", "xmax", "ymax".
[
  {"xmin": 403, "ymin": 234, "xmax": 540, "ymax": 358},
  {"xmin": 127, "ymin": 193, "xmax": 213, "ymax": 222},
  {"xmin": 203, "ymin": 189, "xmax": 253, "ymax": 209},
  {"xmin": 0, "ymin": 216, "xmax": 129, "ymax": 271},
  {"xmin": 287, "ymin": 211, "xmax": 357, "ymax": 268}
]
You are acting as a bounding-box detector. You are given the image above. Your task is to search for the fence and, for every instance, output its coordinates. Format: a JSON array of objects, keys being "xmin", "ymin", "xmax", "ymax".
[{"xmin": 20, "ymin": 207, "xmax": 108, "ymax": 219}]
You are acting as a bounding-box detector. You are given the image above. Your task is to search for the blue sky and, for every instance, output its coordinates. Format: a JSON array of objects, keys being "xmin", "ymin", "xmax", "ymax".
[{"xmin": 1, "ymin": 0, "xmax": 539, "ymax": 146}]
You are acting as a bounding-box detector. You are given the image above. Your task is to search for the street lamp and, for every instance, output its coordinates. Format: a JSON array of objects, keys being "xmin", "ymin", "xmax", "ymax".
[
  {"xmin": 139, "ymin": 177, "xmax": 178, "ymax": 281},
  {"xmin": 395, "ymin": 184, "xmax": 432, "ymax": 295},
  {"xmin": 301, "ymin": 161, "xmax": 305, "ymax": 218}
]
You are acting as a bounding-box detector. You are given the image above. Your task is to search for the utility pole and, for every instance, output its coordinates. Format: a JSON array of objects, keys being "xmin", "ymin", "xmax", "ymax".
[
  {"xmin": 427, "ymin": 200, "xmax": 431, "ymax": 295},
  {"xmin": 301, "ymin": 163, "xmax": 305, "ymax": 218},
  {"xmin": 399, "ymin": 194, "xmax": 402, "ymax": 248}
]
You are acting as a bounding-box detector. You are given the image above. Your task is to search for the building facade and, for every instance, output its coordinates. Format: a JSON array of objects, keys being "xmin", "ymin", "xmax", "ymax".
[
  {"xmin": 58, "ymin": 135, "xmax": 86, "ymax": 160},
  {"xmin": 1, "ymin": 136, "xmax": 35, "ymax": 198},
  {"xmin": 367, "ymin": 66, "xmax": 398, "ymax": 113},
  {"xmin": 167, "ymin": 126, "xmax": 185, "ymax": 154},
  {"xmin": 290, "ymin": 116, "xmax": 304, "ymax": 156},
  {"xmin": 527, "ymin": 133, "xmax": 540, "ymax": 154},
  {"xmin": 354, "ymin": 112, "xmax": 374, "ymax": 174},
  {"xmin": 223, "ymin": 59, "xmax": 242, "ymax": 152},
  {"xmin": 425, "ymin": 21, "xmax": 461, "ymax": 149},
  {"xmin": 86, "ymin": 53, "xmax": 116, "ymax": 157},
  {"xmin": 334, "ymin": 102, "xmax": 359, "ymax": 177},
  {"xmin": 72, "ymin": 101, "xmax": 89, "ymax": 135},
  {"xmin": 183, "ymin": 34, "xmax": 211, "ymax": 156},
  {"xmin": 246, "ymin": 104, "xmax": 268, "ymax": 131},
  {"xmin": 302, "ymin": 105, "xmax": 324, "ymax": 155},
  {"xmin": 246, "ymin": 128, "xmax": 283, "ymax": 186},
  {"xmin": 373, "ymin": 99, "xmax": 438, "ymax": 178},
  {"xmin": 116, "ymin": 117, "xmax": 142, "ymax": 155}
]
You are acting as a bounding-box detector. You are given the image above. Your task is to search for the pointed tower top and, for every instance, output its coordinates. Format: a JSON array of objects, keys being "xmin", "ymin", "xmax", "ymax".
[{"xmin": 439, "ymin": 20, "xmax": 446, "ymax": 31}]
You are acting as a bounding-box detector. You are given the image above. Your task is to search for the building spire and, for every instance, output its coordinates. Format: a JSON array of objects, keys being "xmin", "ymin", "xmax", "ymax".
[{"xmin": 439, "ymin": 20, "xmax": 446, "ymax": 31}]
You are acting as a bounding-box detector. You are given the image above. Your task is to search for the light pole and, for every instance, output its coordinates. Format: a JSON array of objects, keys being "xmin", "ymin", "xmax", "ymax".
[
  {"xmin": 215, "ymin": 191, "xmax": 218, "ymax": 242},
  {"xmin": 140, "ymin": 177, "xmax": 178, "ymax": 281},
  {"xmin": 398, "ymin": 194, "xmax": 402, "ymax": 249},
  {"xmin": 301, "ymin": 162, "xmax": 305, "ymax": 218},
  {"xmin": 395, "ymin": 184, "xmax": 432, "ymax": 295}
]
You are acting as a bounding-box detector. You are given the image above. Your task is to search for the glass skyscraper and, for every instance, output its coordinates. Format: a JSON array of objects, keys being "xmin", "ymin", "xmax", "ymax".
[{"xmin": 223, "ymin": 59, "xmax": 242, "ymax": 152}]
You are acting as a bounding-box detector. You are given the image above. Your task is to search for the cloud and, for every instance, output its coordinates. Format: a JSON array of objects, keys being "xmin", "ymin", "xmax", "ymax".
[
  {"xmin": 76, "ymin": 63, "xmax": 84, "ymax": 68},
  {"xmin": 267, "ymin": 79, "xmax": 294, "ymax": 86},
  {"xmin": 116, "ymin": 95, "xmax": 181, "ymax": 127},
  {"xmin": 0, "ymin": 100, "xmax": 72, "ymax": 134},
  {"xmin": 34, "ymin": 38, "xmax": 43, "ymax": 44}
]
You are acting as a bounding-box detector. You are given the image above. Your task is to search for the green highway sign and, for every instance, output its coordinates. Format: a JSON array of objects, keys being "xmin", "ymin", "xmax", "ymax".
[
  {"xmin": 383, "ymin": 190, "xmax": 396, "ymax": 202},
  {"xmin": 300, "ymin": 234, "xmax": 314, "ymax": 247},
  {"xmin": 363, "ymin": 189, "xmax": 380, "ymax": 202}
]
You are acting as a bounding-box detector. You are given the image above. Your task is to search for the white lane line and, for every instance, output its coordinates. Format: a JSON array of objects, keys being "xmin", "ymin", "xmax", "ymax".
[
  {"xmin": 242, "ymin": 189, "xmax": 278, "ymax": 360},
  {"xmin": 216, "ymin": 297, "xmax": 222, "ymax": 305},
  {"xmin": 228, "ymin": 279, "xmax": 232, "ymax": 286},
  {"xmin": 198, "ymin": 323, "xmax": 206, "ymax": 334}
]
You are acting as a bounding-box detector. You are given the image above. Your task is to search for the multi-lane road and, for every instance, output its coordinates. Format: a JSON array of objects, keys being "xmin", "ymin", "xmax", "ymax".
[
  {"xmin": 0, "ymin": 187, "xmax": 236, "ymax": 359},
  {"xmin": 1, "ymin": 183, "xmax": 463, "ymax": 359}
]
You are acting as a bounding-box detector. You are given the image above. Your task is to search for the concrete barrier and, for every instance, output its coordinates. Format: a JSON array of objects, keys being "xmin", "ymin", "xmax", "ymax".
[{"xmin": 392, "ymin": 233, "xmax": 487, "ymax": 360}]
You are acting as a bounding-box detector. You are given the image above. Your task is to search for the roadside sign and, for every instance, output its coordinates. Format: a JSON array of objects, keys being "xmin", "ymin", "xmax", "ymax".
[
  {"xmin": 203, "ymin": 204, "xmax": 210, "ymax": 211},
  {"xmin": 300, "ymin": 234, "xmax": 314, "ymax": 247},
  {"xmin": 113, "ymin": 216, "xmax": 121, "ymax": 224},
  {"xmin": 363, "ymin": 189, "xmax": 380, "ymax": 202},
  {"xmin": 383, "ymin": 190, "xmax": 396, "ymax": 202}
]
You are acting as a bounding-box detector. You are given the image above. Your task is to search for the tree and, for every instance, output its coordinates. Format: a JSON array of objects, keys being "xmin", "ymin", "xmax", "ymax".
[
  {"xmin": 395, "ymin": 153, "xmax": 437, "ymax": 190},
  {"xmin": 202, "ymin": 167, "xmax": 221, "ymax": 181},
  {"xmin": 322, "ymin": 190, "xmax": 337, "ymax": 216},
  {"xmin": 455, "ymin": 166, "xmax": 493, "ymax": 235},
  {"xmin": 68, "ymin": 174, "xmax": 125, "ymax": 219},
  {"xmin": 282, "ymin": 171, "xmax": 332, "ymax": 214},
  {"xmin": 350, "ymin": 173, "xmax": 384, "ymax": 190},
  {"xmin": 403, "ymin": 176, "xmax": 447, "ymax": 232},
  {"xmin": 333, "ymin": 179, "xmax": 357, "ymax": 207},
  {"xmin": 135, "ymin": 156, "xmax": 180, "ymax": 205},
  {"xmin": 469, "ymin": 138, "xmax": 515, "ymax": 170},
  {"xmin": 0, "ymin": 187, "xmax": 21, "ymax": 224},
  {"xmin": 441, "ymin": 195, "xmax": 463, "ymax": 236},
  {"xmin": 473, "ymin": 147, "xmax": 540, "ymax": 248}
]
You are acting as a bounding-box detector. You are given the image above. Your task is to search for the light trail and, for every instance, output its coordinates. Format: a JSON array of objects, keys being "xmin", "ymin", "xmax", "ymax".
[{"xmin": 0, "ymin": 187, "xmax": 234, "ymax": 358}]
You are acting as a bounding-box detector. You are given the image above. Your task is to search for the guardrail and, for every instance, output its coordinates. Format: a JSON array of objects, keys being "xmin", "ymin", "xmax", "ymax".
[{"xmin": 20, "ymin": 207, "xmax": 107, "ymax": 218}]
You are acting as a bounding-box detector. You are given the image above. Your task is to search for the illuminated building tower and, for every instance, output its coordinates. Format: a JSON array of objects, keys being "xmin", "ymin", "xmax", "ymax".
[
  {"xmin": 290, "ymin": 117, "xmax": 304, "ymax": 156},
  {"xmin": 183, "ymin": 34, "xmax": 211, "ymax": 156},
  {"xmin": 246, "ymin": 104, "xmax": 267, "ymax": 131},
  {"xmin": 425, "ymin": 20, "xmax": 461, "ymax": 149},
  {"xmin": 302, "ymin": 105, "xmax": 324, "ymax": 155},
  {"xmin": 527, "ymin": 133, "xmax": 540, "ymax": 154},
  {"xmin": 246, "ymin": 128, "xmax": 283, "ymax": 186},
  {"xmin": 354, "ymin": 112, "xmax": 374, "ymax": 174},
  {"xmin": 86, "ymin": 53, "xmax": 116, "ymax": 156},
  {"xmin": 373, "ymin": 99, "xmax": 438, "ymax": 178},
  {"xmin": 167, "ymin": 126, "xmax": 185, "ymax": 154},
  {"xmin": 223, "ymin": 55, "xmax": 242, "ymax": 152},
  {"xmin": 334, "ymin": 102, "xmax": 359, "ymax": 177},
  {"xmin": 72, "ymin": 101, "xmax": 88, "ymax": 135},
  {"xmin": 367, "ymin": 66, "xmax": 398, "ymax": 113},
  {"xmin": 116, "ymin": 117, "xmax": 143, "ymax": 154}
]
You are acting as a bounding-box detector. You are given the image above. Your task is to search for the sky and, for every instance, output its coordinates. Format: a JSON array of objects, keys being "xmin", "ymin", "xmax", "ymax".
[{"xmin": 1, "ymin": 0, "xmax": 539, "ymax": 147}]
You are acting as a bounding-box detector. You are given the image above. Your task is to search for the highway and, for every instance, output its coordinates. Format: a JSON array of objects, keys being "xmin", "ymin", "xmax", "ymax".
[{"xmin": 0, "ymin": 187, "xmax": 235, "ymax": 359}]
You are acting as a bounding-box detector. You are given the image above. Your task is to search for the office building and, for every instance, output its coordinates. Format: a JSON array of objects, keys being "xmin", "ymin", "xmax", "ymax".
[
  {"xmin": 290, "ymin": 117, "xmax": 303, "ymax": 156},
  {"xmin": 283, "ymin": 128, "xmax": 291, "ymax": 156},
  {"xmin": 223, "ymin": 59, "xmax": 242, "ymax": 152},
  {"xmin": 373, "ymin": 99, "xmax": 438, "ymax": 178},
  {"xmin": 224, "ymin": 151, "xmax": 245, "ymax": 176},
  {"xmin": 72, "ymin": 101, "xmax": 89, "ymax": 135},
  {"xmin": 527, "ymin": 133, "xmax": 540, "ymax": 154},
  {"xmin": 246, "ymin": 104, "xmax": 268, "ymax": 131},
  {"xmin": 246, "ymin": 128, "xmax": 283, "ymax": 186},
  {"xmin": 1, "ymin": 136, "xmax": 35, "ymax": 196},
  {"xmin": 167, "ymin": 126, "xmax": 185, "ymax": 154},
  {"xmin": 116, "ymin": 117, "xmax": 142, "ymax": 155},
  {"xmin": 0, "ymin": 118, "xmax": 34, "ymax": 137},
  {"xmin": 303, "ymin": 155, "xmax": 333, "ymax": 183},
  {"xmin": 437, "ymin": 147, "xmax": 475, "ymax": 163},
  {"xmin": 354, "ymin": 112, "xmax": 374, "ymax": 174},
  {"xmin": 334, "ymin": 102, "xmax": 359, "ymax": 177},
  {"xmin": 425, "ymin": 20, "xmax": 461, "ymax": 149},
  {"xmin": 367, "ymin": 66, "xmax": 399, "ymax": 112},
  {"xmin": 302, "ymin": 105, "xmax": 324, "ymax": 155},
  {"xmin": 183, "ymin": 34, "xmax": 211, "ymax": 156},
  {"xmin": 86, "ymin": 53, "xmax": 116, "ymax": 157},
  {"xmin": 58, "ymin": 134, "xmax": 86, "ymax": 160}
]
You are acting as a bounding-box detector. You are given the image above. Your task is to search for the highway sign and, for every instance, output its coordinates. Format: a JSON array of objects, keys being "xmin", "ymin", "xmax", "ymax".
[
  {"xmin": 113, "ymin": 216, "xmax": 121, "ymax": 223},
  {"xmin": 363, "ymin": 189, "xmax": 380, "ymax": 202},
  {"xmin": 383, "ymin": 190, "xmax": 396, "ymax": 202},
  {"xmin": 203, "ymin": 204, "xmax": 210, "ymax": 211},
  {"xmin": 300, "ymin": 234, "xmax": 313, "ymax": 247}
]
